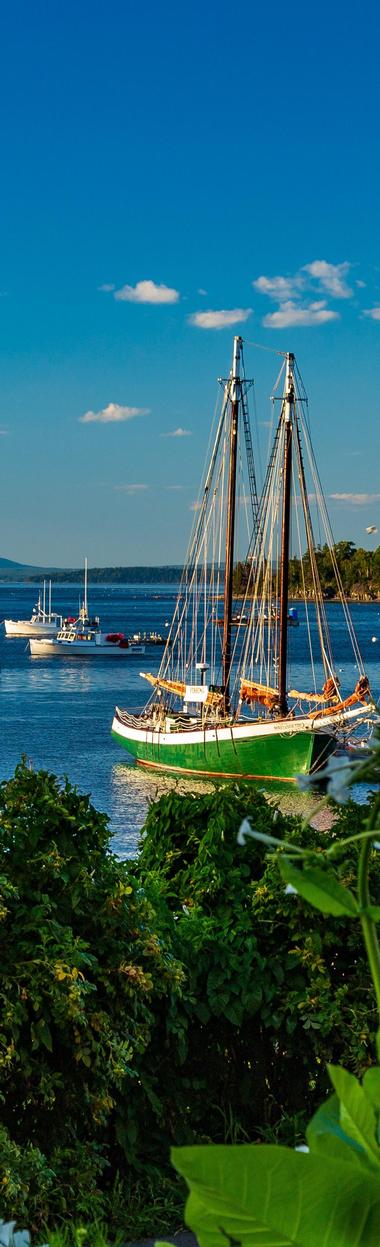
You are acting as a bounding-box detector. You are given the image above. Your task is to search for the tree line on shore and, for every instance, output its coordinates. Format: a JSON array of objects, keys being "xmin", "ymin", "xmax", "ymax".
[{"xmin": 233, "ymin": 540, "xmax": 380, "ymax": 600}]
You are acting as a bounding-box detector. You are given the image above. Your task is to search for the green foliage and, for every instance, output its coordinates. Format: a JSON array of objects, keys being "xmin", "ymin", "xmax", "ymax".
[
  {"xmin": 166, "ymin": 1130, "xmax": 380, "ymax": 1245},
  {"xmin": 136, "ymin": 785, "xmax": 379, "ymax": 1145},
  {"xmin": 0, "ymin": 761, "xmax": 183, "ymax": 1229},
  {"xmin": 161, "ymin": 734, "xmax": 380, "ymax": 1246},
  {"xmin": 233, "ymin": 541, "xmax": 380, "ymax": 600}
]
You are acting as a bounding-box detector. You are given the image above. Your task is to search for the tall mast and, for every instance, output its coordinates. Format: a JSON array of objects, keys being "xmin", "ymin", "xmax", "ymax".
[
  {"xmin": 84, "ymin": 556, "xmax": 88, "ymax": 618},
  {"xmin": 222, "ymin": 335, "xmax": 241, "ymax": 711},
  {"xmin": 278, "ymin": 352, "xmax": 294, "ymax": 717}
]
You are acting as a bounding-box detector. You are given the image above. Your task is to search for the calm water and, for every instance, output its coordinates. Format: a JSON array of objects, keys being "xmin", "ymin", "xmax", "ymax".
[{"xmin": 1, "ymin": 584, "xmax": 380, "ymax": 856}]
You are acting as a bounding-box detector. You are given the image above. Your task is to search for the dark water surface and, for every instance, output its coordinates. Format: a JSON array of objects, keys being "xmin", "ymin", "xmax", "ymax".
[{"xmin": 1, "ymin": 584, "xmax": 380, "ymax": 856}]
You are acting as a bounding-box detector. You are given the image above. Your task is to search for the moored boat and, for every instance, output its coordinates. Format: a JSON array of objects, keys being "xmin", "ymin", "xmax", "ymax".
[
  {"xmin": 4, "ymin": 581, "xmax": 62, "ymax": 637},
  {"xmin": 29, "ymin": 560, "xmax": 145, "ymax": 657},
  {"xmin": 112, "ymin": 338, "xmax": 376, "ymax": 782}
]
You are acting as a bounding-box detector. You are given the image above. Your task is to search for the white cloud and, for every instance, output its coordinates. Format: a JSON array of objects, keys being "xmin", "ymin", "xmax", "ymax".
[
  {"xmin": 79, "ymin": 402, "xmax": 149, "ymax": 424},
  {"xmin": 302, "ymin": 260, "xmax": 352, "ymax": 299},
  {"xmin": 363, "ymin": 307, "xmax": 380, "ymax": 320},
  {"xmin": 166, "ymin": 484, "xmax": 184, "ymax": 491},
  {"xmin": 98, "ymin": 283, "xmax": 115, "ymax": 292},
  {"xmin": 330, "ymin": 493, "xmax": 380, "ymax": 505},
  {"xmin": 161, "ymin": 426, "xmax": 192, "ymax": 438},
  {"xmin": 263, "ymin": 301, "xmax": 339, "ymax": 329},
  {"xmin": 114, "ymin": 483, "xmax": 149, "ymax": 495},
  {"xmin": 114, "ymin": 279, "xmax": 180, "ymax": 304},
  {"xmin": 253, "ymin": 274, "xmax": 304, "ymax": 300},
  {"xmin": 188, "ymin": 308, "xmax": 252, "ymax": 330},
  {"xmin": 198, "ymin": 288, "xmax": 207, "ymax": 296},
  {"xmin": 0, "ymin": 427, "xmax": 9, "ymax": 435},
  {"xmin": 356, "ymin": 279, "xmax": 366, "ymax": 288}
]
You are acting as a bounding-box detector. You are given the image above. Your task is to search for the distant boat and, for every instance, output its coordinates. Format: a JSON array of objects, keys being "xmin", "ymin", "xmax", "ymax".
[
  {"xmin": 112, "ymin": 337, "xmax": 375, "ymax": 782},
  {"xmin": 29, "ymin": 559, "xmax": 145, "ymax": 658},
  {"xmin": 4, "ymin": 581, "xmax": 62, "ymax": 637},
  {"xmin": 129, "ymin": 631, "xmax": 167, "ymax": 646}
]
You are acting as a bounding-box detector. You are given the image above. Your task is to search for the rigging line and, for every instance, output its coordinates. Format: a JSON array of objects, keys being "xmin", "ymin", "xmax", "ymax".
[
  {"xmin": 244, "ymin": 339, "xmax": 287, "ymax": 358},
  {"xmin": 298, "ymin": 406, "xmax": 364, "ymax": 671},
  {"xmin": 294, "ymin": 466, "xmax": 317, "ymax": 693},
  {"xmin": 293, "ymin": 408, "xmax": 334, "ymax": 681},
  {"xmin": 158, "ymin": 389, "xmax": 229, "ymax": 676},
  {"xmin": 232, "ymin": 421, "xmax": 284, "ymax": 700}
]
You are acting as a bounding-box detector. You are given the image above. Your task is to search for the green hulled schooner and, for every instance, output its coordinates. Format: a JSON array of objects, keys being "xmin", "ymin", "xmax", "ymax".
[{"xmin": 112, "ymin": 337, "xmax": 374, "ymax": 783}]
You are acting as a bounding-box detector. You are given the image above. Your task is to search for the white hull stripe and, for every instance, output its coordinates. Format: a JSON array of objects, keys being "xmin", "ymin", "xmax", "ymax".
[{"xmin": 112, "ymin": 702, "xmax": 370, "ymax": 748}]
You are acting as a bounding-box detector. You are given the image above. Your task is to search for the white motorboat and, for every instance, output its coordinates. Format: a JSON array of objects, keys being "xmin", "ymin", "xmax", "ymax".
[
  {"xmin": 28, "ymin": 559, "xmax": 145, "ymax": 657},
  {"xmin": 29, "ymin": 622, "xmax": 145, "ymax": 657},
  {"xmin": 4, "ymin": 581, "xmax": 62, "ymax": 637}
]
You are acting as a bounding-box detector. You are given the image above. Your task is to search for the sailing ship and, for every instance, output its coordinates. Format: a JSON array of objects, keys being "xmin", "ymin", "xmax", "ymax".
[
  {"xmin": 112, "ymin": 338, "xmax": 375, "ymax": 782},
  {"xmin": 4, "ymin": 581, "xmax": 62, "ymax": 637},
  {"xmin": 29, "ymin": 560, "xmax": 145, "ymax": 658}
]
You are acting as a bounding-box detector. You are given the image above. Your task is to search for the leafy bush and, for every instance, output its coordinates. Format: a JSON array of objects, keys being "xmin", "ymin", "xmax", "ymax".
[
  {"xmin": 2, "ymin": 762, "xmax": 380, "ymax": 1234},
  {"xmin": 0, "ymin": 761, "xmax": 183, "ymax": 1229},
  {"xmin": 159, "ymin": 737, "xmax": 380, "ymax": 1246},
  {"xmin": 137, "ymin": 784, "xmax": 379, "ymax": 1144}
]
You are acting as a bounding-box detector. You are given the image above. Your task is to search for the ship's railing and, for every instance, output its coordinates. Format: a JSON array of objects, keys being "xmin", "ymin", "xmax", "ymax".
[{"xmin": 114, "ymin": 707, "xmax": 232, "ymax": 733}]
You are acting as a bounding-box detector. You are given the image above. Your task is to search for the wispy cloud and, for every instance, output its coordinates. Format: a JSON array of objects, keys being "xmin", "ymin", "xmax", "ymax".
[
  {"xmin": 161, "ymin": 426, "xmax": 192, "ymax": 438},
  {"xmin": 79, "ymin": 402, "xmax": 149, "ymax": 424},
  {"xmin": 303, "ymin": 260, "xmax": 352, "ymax": 299},
  {"xmin": 254, "ymin": 259, "xmax": 354, "ymax": 330},
  {"xmin": 114, "ymin": 483, "xmax": 149, "ymax": 495},
  {"xmin": 330, "ymin": 493, "xmax": 380, "ymax": 505},
  {"xmin": 263, "ymin": 301, "xmax": 339, "ymax": 329},
  {"xmin": 114, "ymin": 279, "xmax": 180, "ymax": 304},
  {"xmin": 165, "ymin": 484, "xmax": 184, "ymax": 491},
  {"xmin": 188, "ymin": 308, "xmax": 252, "ymax": 330},
  {"xmin": 253, "ymin": 274, "xmax": 304, "ymax": 300},
  {"xmin": 356, "ymin": 279, "xmax": 366, "ymax": 289},
  {"xmin": 198, "ymin": 288, "xmax": 207, "ymax": 296},
  {"xmin": 363, "ymin": 307, "xmax": 380, "ymax": 320},
  {"xmin": 98, "ymin": 283, "xmax": 115, "ymax": 292},
  {"xmin": 0, "ymin": 427, "xmax": 9, "ymax": 435}
]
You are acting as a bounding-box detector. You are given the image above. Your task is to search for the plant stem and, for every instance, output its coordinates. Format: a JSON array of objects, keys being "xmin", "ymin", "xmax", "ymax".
[{"xmin": 358, "ymin": 822, "xmax": 380, "ymax": 1028}]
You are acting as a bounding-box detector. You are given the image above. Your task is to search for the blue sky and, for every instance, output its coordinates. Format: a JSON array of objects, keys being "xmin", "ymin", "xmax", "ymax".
[{"xmin": 0, "ymin": 0, "xmax": 379, "ymax": 566}]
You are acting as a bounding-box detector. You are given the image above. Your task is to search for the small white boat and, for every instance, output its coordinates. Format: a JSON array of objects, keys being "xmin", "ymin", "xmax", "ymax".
[
  {"xmin": 4, "ymin": 581, "xmax": 62, "ymax": 637},
  {"xmin": 29, "ymin": 625, "xmax": 145, "ymax": 657},
  {"xmin": 28, "ymin": 559, "xmax": 145, "ymax": 658}
]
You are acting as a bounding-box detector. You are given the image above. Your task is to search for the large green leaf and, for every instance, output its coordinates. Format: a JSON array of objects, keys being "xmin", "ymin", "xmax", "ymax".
[
  {"xmin": 170, "ymin": 1143, "xmax": 380, "ymax": 1246},
  {"xmin": 307, "ymin": 1092, "xmax": 368, "ymax": 1165},
  {"xmin": 279, "ymin": 858, "xmax": 359, "ymax": 917},
  {"xmin": 363, "ymin": 1068, "xmax": 380, "ymax": 1111},
  {"xmin": 327, "ymin": 1066, "xmax": 380, "ymax": 1165}
]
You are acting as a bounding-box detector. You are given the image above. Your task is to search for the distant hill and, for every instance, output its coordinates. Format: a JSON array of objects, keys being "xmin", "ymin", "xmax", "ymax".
[
  {"xmin": 0, "ymin": 557, "xmax": 34, "ymax": 569},
  {"xmin": 0, "ymin": 560, "xmax": 184, "ymax": 583}
]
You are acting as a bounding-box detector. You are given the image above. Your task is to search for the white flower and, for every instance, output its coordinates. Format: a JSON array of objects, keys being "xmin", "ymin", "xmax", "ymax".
[
  {"xmin": 0, "ymin": 1227, "xmax": 31, "ymax": 1247},
  {"xmin": 285, "ymin": 883, "xmax": 298, "ymax": 896},
  {"xmin": 297, "ymin": 754, "xmax": 356, "ymax": 805},
  {"xmin": 296, "ymin": 773, "xmax": 314, "ymax": 792},
  {"xmin": 237, "ymin": 819, "xmax": 256, "ymax": 846},
  {"xmin": 295, "ymin": 1144, "xmax": 309, "ymax": 1153}
]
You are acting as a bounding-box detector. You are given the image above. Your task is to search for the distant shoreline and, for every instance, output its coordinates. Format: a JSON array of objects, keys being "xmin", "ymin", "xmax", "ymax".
[{"xmin": 0, "ymin": 572, "xmax": 379, "ymax": 604}]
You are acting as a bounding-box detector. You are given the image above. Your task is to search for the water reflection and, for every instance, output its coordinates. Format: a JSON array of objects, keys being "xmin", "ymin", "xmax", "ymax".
[
  {"xmin": 110, "ymin": 760, "xmax": 215, "ymax": 857},
  {"xmin": 109, "ymin": 758, "xmax": 340, "ymax": 858}
]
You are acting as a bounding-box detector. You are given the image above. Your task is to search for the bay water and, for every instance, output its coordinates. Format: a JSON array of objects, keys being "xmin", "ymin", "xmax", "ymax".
[{"xmin": 1, "ymin": 583, "xmax": 380, "ymax": 857}]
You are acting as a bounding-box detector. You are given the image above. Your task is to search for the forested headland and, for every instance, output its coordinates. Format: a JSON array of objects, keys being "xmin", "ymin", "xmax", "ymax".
[
  {"xmin": 1, "ymin": 543, "xmax": 380, "ymax": 599},
  {"xmin": 233, "ymin": 541, "xmax": 380, "ymax": 601}
]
